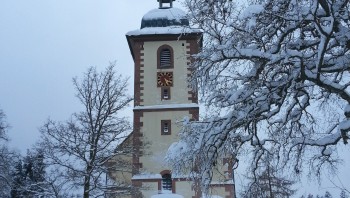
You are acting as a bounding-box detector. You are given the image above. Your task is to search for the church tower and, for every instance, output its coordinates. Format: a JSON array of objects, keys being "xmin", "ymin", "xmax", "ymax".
[
  {"xmin": 126, "ymin": 1, "xmax": 201, "ymax": 196},
  {"xmin": 124, "ymin": 1, "xmax": 234, "ymax": 197}
]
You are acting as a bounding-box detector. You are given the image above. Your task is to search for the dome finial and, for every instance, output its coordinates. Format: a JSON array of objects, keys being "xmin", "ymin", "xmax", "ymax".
[{"xmin": 158, "ymin": 0, "xmax": 175, "ymax": 9}]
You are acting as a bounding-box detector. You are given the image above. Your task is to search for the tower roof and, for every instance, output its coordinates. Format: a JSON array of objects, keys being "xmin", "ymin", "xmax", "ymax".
[
  {"xmin": 141, "ymin": 7, "xmax": 189, "ymax": 29},
  {"xmin": 126, "ymin": 3, "xmax": 202, "ymax": 36},
  {"xmin": 125, "ymin": 0, "xmax": 203, "ymax": 56}
]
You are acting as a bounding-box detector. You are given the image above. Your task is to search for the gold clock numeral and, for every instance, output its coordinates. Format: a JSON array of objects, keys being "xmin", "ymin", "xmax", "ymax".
[
  {"xmin": 157, "ymin": 72, "xmax": 173, "ymax": 87},
  {"xmin": 164, "ymin": 78, "xmax": 171, "ymax": 86},
  {"xmin": 158, "ymin": 81, "xmax": 164, "ymax": 86}
]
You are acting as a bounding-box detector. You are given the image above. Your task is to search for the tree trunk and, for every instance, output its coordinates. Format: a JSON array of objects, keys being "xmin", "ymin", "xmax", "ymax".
[
  {"xmin": 83, "ymin": 165, "xmax": 92, "ymax": 198},
  {"xmin": 267, "ymin": 166, "xmax": 273, "ymax": 198}
]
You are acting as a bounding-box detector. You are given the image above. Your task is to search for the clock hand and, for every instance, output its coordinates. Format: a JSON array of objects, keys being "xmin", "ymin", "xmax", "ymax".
[{"xmin": 164, "ymin": 79, "xmax": 171, "ymax": 84}]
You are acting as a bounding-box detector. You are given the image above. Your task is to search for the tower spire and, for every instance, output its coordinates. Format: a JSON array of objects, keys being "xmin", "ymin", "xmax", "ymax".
[{"xmin": 158, "ymin": 0, "xmax": 175, "ymax": 9}]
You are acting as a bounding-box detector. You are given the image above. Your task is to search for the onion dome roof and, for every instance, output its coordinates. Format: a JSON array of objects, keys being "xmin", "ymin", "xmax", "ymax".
[{"xmin": 141, "ymin": 7, "xmax": 189, "ymax": 29}]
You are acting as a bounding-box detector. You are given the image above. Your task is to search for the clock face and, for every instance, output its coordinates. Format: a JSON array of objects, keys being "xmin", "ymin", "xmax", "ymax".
[{"xmin": 157, "ymin": 72, "xmax": 173, "ymax": 87}]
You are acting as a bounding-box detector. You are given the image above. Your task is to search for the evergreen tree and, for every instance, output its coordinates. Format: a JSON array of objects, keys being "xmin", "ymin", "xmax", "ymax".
[
  {"xmin": 22, "ymin": 149, "xmax": 47, "ymax": 197},
  {"xmin": 11, "ymin": 160, "xmax": 24, "ymax": 198},
  {"xmin": 301, "ymin": 191, "xmax": 337, "ymax": 198},
  {"xmin": 324, "ymin": 191, "xmax": 332, "ymax": 198},
  {"xmin": 340, "ymin": 190, "xmax": 349, "ymax": 198},
  {"xmin": 11, "ymin": 150, "xmax": 50, "ymax": 198},
  {"xmin": 0, "ymin": 109, "xmax": 14, "ymax": 198}
]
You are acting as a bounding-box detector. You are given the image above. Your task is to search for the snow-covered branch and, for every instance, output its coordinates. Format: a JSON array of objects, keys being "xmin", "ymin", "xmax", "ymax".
[
  {"xmin": 38, "ymin": 63, "xmax": 133, "ymax": 198},
  {"xmin": 167, "ymin": 0, "xmax": 350, "ymax": 194}
]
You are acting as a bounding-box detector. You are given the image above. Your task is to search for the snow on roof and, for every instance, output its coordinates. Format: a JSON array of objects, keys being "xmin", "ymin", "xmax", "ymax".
[
  {"xmin": 134, "ymin": 103, "xmax": 199, "ymax": 110},
  {"xmin": 143, "ymin": 7, "xmax": 186, "ymax": 21},
  {"xmin": 127, "ymin": 6, "xmax": 202, "ymax": 36},
  {"xmin": 210, "ymin": 180, "xmax": 234, "ymax": 185},
  {"xmin": 132, "ymin": 173, "xmax": 162, "ymax": 180},
  {"xmin": 151, "ymin": 193, "xmax": 223, "ymax": 198},
  {"xmin": 126, "ymin": 26, "xmax": 202, "ymax": 36},
  {"xmin": 151, "ymin": 193, "xmax": 184, "ymax": 198}
]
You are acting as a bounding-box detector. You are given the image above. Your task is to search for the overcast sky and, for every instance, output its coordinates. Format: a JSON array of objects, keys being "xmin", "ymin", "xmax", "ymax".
[
  {"xmin": 0, "ymin": 0, "xmax": 161, "ymax": 152},
  {"xmin": 0, "ymin": 0, "xmax": 349, "ymax": 196}
]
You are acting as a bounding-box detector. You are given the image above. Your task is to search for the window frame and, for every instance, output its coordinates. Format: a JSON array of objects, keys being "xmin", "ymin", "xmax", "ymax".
[
  {"xmin": 161, "ymin": 120, "xmax": 171, "ymax": 135},
  {"xmin": 161, "ymin": 173, "xmax": 172, "ymax": 192},
  {"xmin": 161, "ymin": 87, "xmax": 171, "ymax": 100},
  {"xmin": 157, "ymin": 45, "xmax": 174, "ymax": 69}
]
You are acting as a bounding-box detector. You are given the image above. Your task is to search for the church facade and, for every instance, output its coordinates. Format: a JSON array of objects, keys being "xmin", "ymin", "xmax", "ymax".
[{"xmin": 110, "ymin": 1, "xmax": 235, "ymax": 197}]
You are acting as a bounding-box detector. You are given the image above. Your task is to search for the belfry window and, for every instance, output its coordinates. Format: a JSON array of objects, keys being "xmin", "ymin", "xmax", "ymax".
[
  {"xmin": 157, "ymin": 45, "xmax": 174, "ymax": 68},
  {"xmin": 160, "ymin": 49, "xmax": 171, "ymax": 67},
  {"xmin": 162, "ymin": 173, "xmax": 172, "ymax": 191},
  {"xmin": 161, "ymin": 120, "xmax": 171, "ymax": 135}
]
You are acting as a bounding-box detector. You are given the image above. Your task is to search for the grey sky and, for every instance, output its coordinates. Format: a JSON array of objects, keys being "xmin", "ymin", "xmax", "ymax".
[
  {"xmin": 0, "ymin": 0, "xmax": 160, "ymax": 152},
  {"xmin": 0, "ymin": 0, "xmax": 349, "ymax": 196}
]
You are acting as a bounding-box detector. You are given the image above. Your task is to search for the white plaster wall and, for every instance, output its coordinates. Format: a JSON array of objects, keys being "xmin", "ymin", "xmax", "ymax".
[
  {"xmin": 175, "ymin": 181, "xmax": 196, "ymax": 197},
  {"xmin": 212, "ymin": 160, "xmax": 230, "ymax": 182},
  {"xmin": 141, "ymin": 182, "xmax": 159, "ymax": 198},
  {"xmin": 140, "ymin": 181, "xmax": 196, "ymax": 198},
  {"xmin": 140, "ymin": 110, "xmax": 191, "ymax": 173},
  {"xmin": 141, "ymin": 40, "xmax": 192, "ymax": 106},
  {"xmin": 209, "ymin": 187, "xmax": 229, "ymax": 198}
]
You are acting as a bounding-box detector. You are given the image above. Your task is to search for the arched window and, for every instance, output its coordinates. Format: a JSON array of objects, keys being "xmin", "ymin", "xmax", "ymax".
[
  {"xmin": 161, "ymin": 173, "xmax": 172, "ymax": 191},
  {"xmin": 157, "ymin": 45, "xmax": 174, "ymax": 68}
]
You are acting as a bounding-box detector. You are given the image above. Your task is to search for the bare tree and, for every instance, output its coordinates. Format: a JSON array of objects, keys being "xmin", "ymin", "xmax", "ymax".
[
  {"xmin": 39, "ymin": 64, "xmax": 133, "ymax": 198},
  {"xmin": 0, "ymin": 109, "xmax": 9, "ymax": 142},
  {"xmin": 0, "ymin": 147, "xmax": 13, "ymax": 198},
  {"xmin": 0, "ymin": 109, "xmax": 11, "ymax": 197},
  {"xmin": 0, "ymin": 109, "xmax": 18, "ymax": 198},
  {"xmin": 167, "ymin": 0, "xmax": 350, "ymax": 195}
]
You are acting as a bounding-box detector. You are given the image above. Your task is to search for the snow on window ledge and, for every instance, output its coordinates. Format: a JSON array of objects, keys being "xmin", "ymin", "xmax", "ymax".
[
  {"xmin": 134, "ymin": 103, "xmax": 199, "ymax": 110},
  {"xmin": 151, "ymin": 193, "xmax": 184, "ymax": 198},
  {"xmin": 132, "ymin": 173, "xmax": 162, "ymax": 180}
]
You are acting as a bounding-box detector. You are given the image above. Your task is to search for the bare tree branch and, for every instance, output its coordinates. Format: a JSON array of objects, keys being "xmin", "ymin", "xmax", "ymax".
[
  {"xmin": 39, "ymin": 63, "xmax": 133, "ymax": 198},
  {"xmin": 167, "ymin": 0, "xmax": 350, "ymax": 195}
]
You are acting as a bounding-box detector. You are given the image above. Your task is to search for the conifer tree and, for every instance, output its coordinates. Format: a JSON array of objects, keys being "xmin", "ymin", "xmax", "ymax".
[
  {"xmin": 0, "ymin": 109, "xmax": 16, "ymax": 198},
  {"xmin": 10, "ymin": 150, "xmax": 52, "ymax": 198},
  {"xmin": 22, "ymin": 149, "xmax": 47, "ymax": 197},
  {"xmin": 11, "ymin": 160, "xmax": 25, "ymax": 198},
  {"xmin": 340, "ymin": 190, "xmax": 349, "ymax": 198},
  {"xmin": 324, "ymin": 191, "xmax": 333, "ymax": 198}
]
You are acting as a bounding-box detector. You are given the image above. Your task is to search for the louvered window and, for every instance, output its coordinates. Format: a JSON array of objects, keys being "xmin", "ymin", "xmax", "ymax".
[
  {"xmin": 163, "ymin": 122, "xmax": 169, "ymax": 133},
  {"xmin": 163, "ymin": 89, "xmax": 169, "ymax": 99},
  {"xmin": 161, "ymin": 120, "xmax": 171, "ymax": 135},
  {"xmin": 162, "ymin": 174, "xmax": 172, "ymax": 191},
  {"xmin": 160, "ymin": 49, "xmax": 171, "ymax": 67},
  {"xmin": 161, "ymin": 87, "xmax": 170, "ymax": 100}
]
